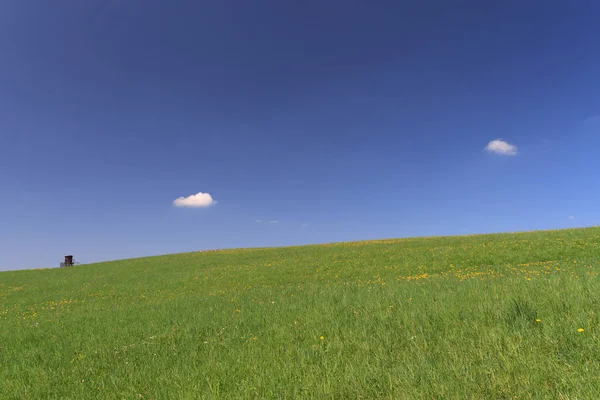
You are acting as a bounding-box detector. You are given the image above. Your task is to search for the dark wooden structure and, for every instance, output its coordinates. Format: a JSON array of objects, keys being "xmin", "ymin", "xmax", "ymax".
[{"xmin": 60, "ymin": 255, "xmax": 80, "ymax": 267}]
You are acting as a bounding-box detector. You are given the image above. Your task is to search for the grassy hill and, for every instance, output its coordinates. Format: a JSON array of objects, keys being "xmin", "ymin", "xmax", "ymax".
[{"xmin": 2, "ymin": 227, "xmax": 600, "ymax": 399}]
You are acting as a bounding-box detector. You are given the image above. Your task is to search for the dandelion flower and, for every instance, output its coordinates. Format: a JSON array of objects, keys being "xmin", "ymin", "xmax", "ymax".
[
  {"xmin": 535, "ymin": 319, "xmax": 541, "ymax": 323},
  {"xmin": 578, "ymin": 328, "xmax": 585, "ymax": 333},
  {"xmin": 320, "ymin": 336, "xmax": 325, "ymax": 340}
]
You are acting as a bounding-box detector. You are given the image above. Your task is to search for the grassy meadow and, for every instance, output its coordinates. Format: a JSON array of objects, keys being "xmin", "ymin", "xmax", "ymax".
[{"xmin": 2, "ymin": 227, "xmax": 600, "ymax": 399}]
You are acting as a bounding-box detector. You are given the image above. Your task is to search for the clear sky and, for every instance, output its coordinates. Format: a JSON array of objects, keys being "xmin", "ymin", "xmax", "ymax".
[{"xmin": 1, "ymin": 1, "xmax": 599, "ymax": 271}]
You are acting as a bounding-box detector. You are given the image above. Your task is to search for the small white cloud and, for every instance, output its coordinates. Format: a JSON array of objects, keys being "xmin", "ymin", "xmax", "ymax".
[
  {"xmin": 269, "ymin": 220, "xmax": 279, "ymax": 224},
  {"xmin": 173, "ymin": 192, "xmax": 216, "ymax": 208},
  {"xmin": 568, "ymin": 216, "xmax": 575, "ymax": 220},
  {"xmin": 485, "ymin": 139, "xmax": 518, "ymax": 156},
  {"xmin": 255, "ymin": 219, "xmax": 262, "ymax": 223}
]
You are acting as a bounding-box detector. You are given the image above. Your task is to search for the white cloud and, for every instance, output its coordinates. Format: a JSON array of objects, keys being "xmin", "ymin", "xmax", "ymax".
[
  {"xmin": 568, "ymin": 216, "xmax": 575, "ymax": 220},
  {"xmin": 173, "ymin": 192, "xmax": 216, "ymax": 208},
  {"xmin": 255, "ymin": 220, "xmax": 262, "ymax": 223},
  {"xmin": 269, "ymin": 220, "xmax": 279, "ymax": 224},
  {"xmin": 485, "ymin": 139, "xmax": 518, "ymax": 156}
]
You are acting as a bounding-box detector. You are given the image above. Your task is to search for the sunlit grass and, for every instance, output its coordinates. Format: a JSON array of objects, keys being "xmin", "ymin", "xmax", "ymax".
[{"xmin": 2, "ymin": 227, "xmax": 600, "ymax": 398}]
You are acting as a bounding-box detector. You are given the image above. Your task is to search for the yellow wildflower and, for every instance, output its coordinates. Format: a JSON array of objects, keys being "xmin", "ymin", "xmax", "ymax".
[{"xmin": 578, "ymin": 328, "xmax": 585, "ymax": 333}]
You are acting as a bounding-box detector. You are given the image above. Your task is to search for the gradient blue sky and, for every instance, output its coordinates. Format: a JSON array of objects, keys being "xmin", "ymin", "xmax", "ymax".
[{"xmin": 1, "ymin": 1, "xmax": 599, "ymax": 271}]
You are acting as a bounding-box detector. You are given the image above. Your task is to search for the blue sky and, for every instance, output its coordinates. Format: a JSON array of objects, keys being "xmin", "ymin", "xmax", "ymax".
[{"xmin": 1, "ymin": 1, "xmax": 599, "ymax": 271}]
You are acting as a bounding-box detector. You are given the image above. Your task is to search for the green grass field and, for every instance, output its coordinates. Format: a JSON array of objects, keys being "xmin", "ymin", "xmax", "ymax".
[{"xmin": 2, "ymin": 227, "xmax": 600, "ymax": 399}]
